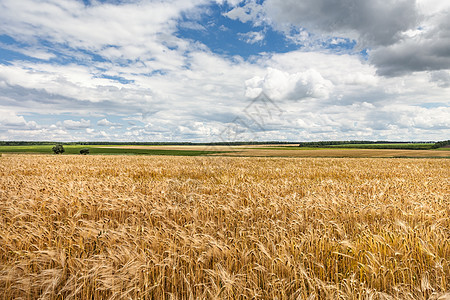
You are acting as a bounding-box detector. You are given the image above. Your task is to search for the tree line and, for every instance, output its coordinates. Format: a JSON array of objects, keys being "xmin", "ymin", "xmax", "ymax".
[{"xmin": 431, "ymin": 140, "xmax": 450, "ymax": 149}]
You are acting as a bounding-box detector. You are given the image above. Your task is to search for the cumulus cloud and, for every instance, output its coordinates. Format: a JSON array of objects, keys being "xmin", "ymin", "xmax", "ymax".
[
  {"xmin": 0, "ymin": 109, "xmax": 42, "ymax": 140},
  {"xmin": 97, "ymin": 118, "xmax": 122, "ymax": 127},
  {"xmin": 245, "ymin": 68, "xmax": 333, "ymax": 101},
  {"xmin": 0, "ymin": 109, "xmax": 37, "ymax": 129},
  {"xmin": 0, "ymin": 110, "xmax": 28, "ymax": 127}
]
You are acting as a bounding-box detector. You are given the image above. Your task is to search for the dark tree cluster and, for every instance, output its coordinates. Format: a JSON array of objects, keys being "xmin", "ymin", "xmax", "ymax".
[
  {"xmin": 432, "ymin": 140, "xmax": 450, "ymax": 149},
  {"xmin": 52, "ymin": 144, "xmax": 65, "ymax": 154}
]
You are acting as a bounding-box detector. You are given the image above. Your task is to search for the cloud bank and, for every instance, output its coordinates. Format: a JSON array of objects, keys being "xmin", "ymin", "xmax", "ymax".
[{"xmin": 0, "ymin": 0, "xmax": 448, "ymax": 142}]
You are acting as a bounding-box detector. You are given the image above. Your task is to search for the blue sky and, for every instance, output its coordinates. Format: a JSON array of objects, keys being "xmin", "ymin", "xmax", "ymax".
[{"xmin": 0, "ymin": 0, "xmax": 449, "ymax": 142}]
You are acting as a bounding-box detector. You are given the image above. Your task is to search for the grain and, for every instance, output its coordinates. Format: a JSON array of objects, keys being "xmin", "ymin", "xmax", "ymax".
[{"xmin": 0, "ymin": 155, "xmax": 448, "ymax": 299}]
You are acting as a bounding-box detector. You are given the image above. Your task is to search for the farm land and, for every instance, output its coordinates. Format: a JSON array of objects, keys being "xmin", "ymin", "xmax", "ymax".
[
  {"xmin": 0, "ymin": 143, "xmax": 449, "ymax": 158},
  {"xmin": 0, "ymin": 147, "xmax": 449, "ymax": 299}
]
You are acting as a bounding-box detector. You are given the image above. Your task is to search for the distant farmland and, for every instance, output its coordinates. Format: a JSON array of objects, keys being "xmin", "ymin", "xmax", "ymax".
[
  {"xmin": 0, "ymin": 145, "xmax": 227, "ymax": 156},
  {"xmin": 1, "ymin": 144, "xmax": 448, "ymax": 158},
  {"xmin": 324, "ymin": 143, "xmax": 435, "ymax": 149}
]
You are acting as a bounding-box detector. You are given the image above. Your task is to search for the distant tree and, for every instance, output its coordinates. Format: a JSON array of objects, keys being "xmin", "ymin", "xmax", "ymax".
[
  {"xmin": 52, "ymin": 144, "xmax": 65, "ymax": 154},
  {"xmin": 80, "ymin": 148, "xmax": 90, "ymax": 155},
  {"xmin": 431, "ymin": 140, "xmax": 450, "ymax": 149}
]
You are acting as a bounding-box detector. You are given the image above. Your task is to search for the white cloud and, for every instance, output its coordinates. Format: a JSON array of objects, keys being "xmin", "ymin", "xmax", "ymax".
[
  {"xmin": 1, "ymin": 110, "xmax": 38, "ymax": 133},
  {"xmin": 62, "ymin": 119, "xmax": 91, "ymax": 130},
  {"xmin": 261, "ymin": 51, "xmax": 379, "ymax": 91},
  {"xmin": 245, "ymin": 68, "xmax": 333, "ymax": 100},
  {"xmin": 224, "ymin": 0, "xmax": 267, "ymax": 26},
  {"xmin": 0, "ymin": 42, "xmax": 56, "ymax": 60},
  {"xmin": 417, "ymin": 0, "xmax": 450, "ymax": 16},
  {"xmin": 238, "ymin": 31, "xmax": 265, "ymax": 44},
  {"xmin": 97, "ymin": 118, "xmax": 122, "ymax": 127},
  {"xmin": 0, "ymin": 109, "xmax": 29, "ymax": 127},
  {"xmin": 2, "ymin": 42, "xmax": 447, "ymax": 142},
  {"xmin": 215, "ymin": 0, "xmax": 243, "ymax": 6},
  {"xmin": 0, "ymin": 0, "xmax": 204, "ymax": 70},
  {"xmin": 179, "ymin": 21, "xmax": 206, "ymax": 31},
  {"xmin": 370, "ymin": 105, "xmax": 450, "ymax": 130}
]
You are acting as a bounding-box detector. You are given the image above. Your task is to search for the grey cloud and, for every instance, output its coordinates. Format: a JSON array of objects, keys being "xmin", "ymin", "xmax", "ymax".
[
  {"xmin": 371, "ymin": 38, "xmax": 450, "ymax": 76},
  {"xmin": 370, "ymin": 13, "xmax": 450, "ymax": 76},
  {"xmin": 263, "ymin": 0, "xmax": 450, "ymax": 77},
  {"xmin": 192, "ymin": 109, "xmax": 241, "ymax": 124},
  {"xmin": 430, "ymin": 70, "xmax": 450, "ymax": 87},
  {"xmin": 265, "ymin": 0, "xmax": 419, "ymax": 46},
  {"xmin": 0, "ymin": 82, "xmax": 161, "ymax": 116},
  {"xmin": 0, "ymin": 83, "xmax": 75, "ymax": 106}
]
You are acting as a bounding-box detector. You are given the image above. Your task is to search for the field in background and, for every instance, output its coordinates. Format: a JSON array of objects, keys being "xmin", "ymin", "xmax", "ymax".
[
  {"xmin": 0, "ymin": 145, "xmax": 226, "ymax": 156},
  {"xmin": 0, "ymin": 155, "xmax": 448, "ymax": 299},
  {"xmin": 325, "ymin": 143, "xmax": 435, "ymax": 149},
  {"xmin": 101, "ymin": 145, "xmax": 450, "ymax": 158},
  {"xmin": 1, "ymin": 144, "xmax": 449, "ymax": 158}
]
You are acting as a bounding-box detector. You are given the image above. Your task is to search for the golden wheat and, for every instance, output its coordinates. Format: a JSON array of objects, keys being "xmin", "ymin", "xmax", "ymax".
[{"xmin": 0, "ymin": 155, "xmax": 448, "ymax": 299}]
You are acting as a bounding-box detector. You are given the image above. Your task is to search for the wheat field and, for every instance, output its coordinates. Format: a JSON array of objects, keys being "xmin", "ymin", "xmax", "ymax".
[{"xmin": 0, "ymin": 155, "xmax": 449, "ymax": 299}]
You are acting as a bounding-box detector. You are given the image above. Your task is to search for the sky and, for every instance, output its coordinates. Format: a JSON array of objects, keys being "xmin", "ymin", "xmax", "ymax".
[{"xmin": 0, "ymin": 0, "xmax": 449, "ymax": 142}]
